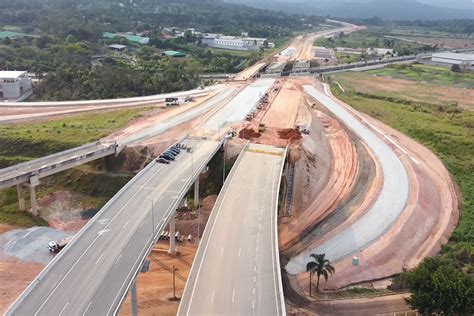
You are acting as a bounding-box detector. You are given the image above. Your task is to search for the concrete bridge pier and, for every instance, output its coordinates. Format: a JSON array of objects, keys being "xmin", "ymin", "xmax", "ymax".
[
  {"xmin": 168, "ymin": 212, "xmax": 176, "ymax": 255},
  {"xmin": 194, "ymin": 177, "xmax": 199, "ymax": 208},
  {"xmin": 130, "ymin": 279, "xmax": 138, "ymax": 316},
  {"xmin": 26, "ymin": 176, "xmax": 40, "ymax": 217},
  {"xmin": 16, "ymin": 184, "xmax": 25, "ymax": 211}
]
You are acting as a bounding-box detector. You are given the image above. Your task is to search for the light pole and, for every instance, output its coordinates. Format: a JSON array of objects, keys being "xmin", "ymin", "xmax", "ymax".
[{"xmin": 172, "ymin": 265, "xmax": 179, "ymax": 300}]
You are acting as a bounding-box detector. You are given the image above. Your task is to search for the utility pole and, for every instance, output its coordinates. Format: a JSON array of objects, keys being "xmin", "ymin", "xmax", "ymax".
[{"xmin": 173, "ymin": 265, "xmax": 179, "ymax": 300}]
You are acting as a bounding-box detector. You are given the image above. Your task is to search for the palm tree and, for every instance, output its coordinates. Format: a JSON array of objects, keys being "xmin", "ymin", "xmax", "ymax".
[{"xmin": 306, "ymin": 253, "xmax": 335, "ymax": 296}]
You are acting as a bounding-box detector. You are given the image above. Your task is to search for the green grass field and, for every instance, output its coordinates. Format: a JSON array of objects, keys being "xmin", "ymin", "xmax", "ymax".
[
  {"xmin": 0, "ymin": 107, "xmax": 148, "ymax": 226},
  {"xmin": 330, "ymin": 76, "xmax": 474, "ymax": 252},
  {"xmin": 369, "ymin": 64, "xmax": 474, "ymax": 88},
  {"xmin": 0, "ymin": 108, "xmax": 147, "ymax": 167}
]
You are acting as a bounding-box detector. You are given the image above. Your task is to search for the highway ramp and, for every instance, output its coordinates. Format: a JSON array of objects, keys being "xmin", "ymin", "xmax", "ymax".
[
  {"xmin": 285, "ymin": 85, "xmax": 409, "ymax": 274},
  {"xmin": 201, "ymin": 79, "xmax": 275, "ymax": 131},
  {"xmin": 179, "ymin": 143, "xmax": 287, "ymax": 316},
  {"xmin": 7, "ymin": 137, "xmax": 223, "ymax": 315}
]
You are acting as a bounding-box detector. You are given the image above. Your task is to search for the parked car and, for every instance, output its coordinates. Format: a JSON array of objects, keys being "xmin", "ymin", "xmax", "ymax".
[
  {"xmin": 160, "ymin": 154, "xmax": 175, "ymax": 161},
  {"xmin": 156, "ymin": 158, "xmax": 170, "ymax": 164}
]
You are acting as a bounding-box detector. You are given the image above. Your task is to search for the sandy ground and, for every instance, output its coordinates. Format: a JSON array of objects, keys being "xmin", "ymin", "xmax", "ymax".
[
  {"xmin": 119, "ymin": 243, "xmax": 197, "ymax": 316},
  {"xmin": 0, "ymin": 259, "xmax": 44, "ymax": 313},
  {"xmin": 398, "ymin": 36, "xmax": 474, "ymax": 49},
  {"xmin": 335, "ymin": 73, "xmax": 474, "ymax": 110},
  {"xmin": 280, "ymin": 79, "xmax": 459, "ymax": 311},
  {"xmin": 262, "ymin": 80, "xmax": 302, "ymax": 129},
  {"xmin": 119, "ymin": 195, "xmax": 217, "ymax": 316}
]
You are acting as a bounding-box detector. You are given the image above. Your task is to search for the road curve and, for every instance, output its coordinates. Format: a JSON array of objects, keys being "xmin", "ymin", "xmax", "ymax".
[
  {"xmin": 6, "ymin": 138, "xmax": 222, "ymax": 315},
  {"xmin": 285, "ymin": 85, "xmax": 409, "ymax": 274},
  {"xmin": 179, "ymin": 143, "xmax": 287, "ymax": 316}
]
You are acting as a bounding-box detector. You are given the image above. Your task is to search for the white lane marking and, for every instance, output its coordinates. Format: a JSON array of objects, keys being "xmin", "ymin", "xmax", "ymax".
[
  {"xmin": 185, "ymin": 151, "xmax": 247, "ymax": 313},
  {"xmin": 97, "ymin": 229, "xmax": 110, "ymax": 236},
  {"xmin": 253, "ymin": 276, "xmax": 256, "ymax": 283},
  {"xmin": 238, "ymin": 248, "xmax": 241, "ymax": 257},
  {"xmin": 232, "ymin": 289, "xmax": 236, "ymax": 303},
  {"xmin": 59, "ymin": 302, "xmax": 69, "ymax": 316},
  {"xmin": 254, "ymin": 265, "xmax": 257, "ymax": 272},
  {"xmin": 122, "ymin": 220, "xmax": 130, "ymax": 228},
  {"xmin": 255, "ymin": 246, "xmax": 259, "ymax": 253},
  {"xmin": 95, "ymin": 254, "xmax": 104, "ymax": 265},
  {"xmin": 111, "ymin": 144, "xmax": 215, "ymax": 315},
  {"xmin": 220, "ymin": 247, "xmax": 224, "ymax": 257},
  {"xmin": 253, "ymin": 288, "xmax": 256, "ymax": 295},
  {"xmin": 82, "ymin": 301, "xmax": 92, "ymax": 316},
  {"xmin": 211, "ymin": 290, "xmax": 215, "ymax": 303},
  {"xmin": 114, "ymin": 253, "xmax": 123, "ymax": 265},
  {"xmin": 252, "ymin": 300, "xmax": 255, "ymax": 309}
]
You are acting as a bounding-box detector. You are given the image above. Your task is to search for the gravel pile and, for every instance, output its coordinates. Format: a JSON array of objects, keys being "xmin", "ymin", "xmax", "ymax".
[{"xmin": 0, "ymin": 227, "xmax": 70, "ymax": 265}]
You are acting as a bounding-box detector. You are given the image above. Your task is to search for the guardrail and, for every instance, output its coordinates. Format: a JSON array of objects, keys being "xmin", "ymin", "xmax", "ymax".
[
  {"xmin": 112, "ymin": 136, "xmax": 226, "ymax": 315},
  {"xmin": 0, "ymin": 142, "xmax": 118, "ymax": 190}
]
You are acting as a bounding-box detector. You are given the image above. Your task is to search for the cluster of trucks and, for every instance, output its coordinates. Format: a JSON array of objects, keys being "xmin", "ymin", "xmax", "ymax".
[{"xmin": 165, "ymin": 96, "xmax": 195, "ymax": 107}]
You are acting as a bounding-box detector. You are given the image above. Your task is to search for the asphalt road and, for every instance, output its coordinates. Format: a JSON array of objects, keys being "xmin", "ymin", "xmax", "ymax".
[
  {"xmin": 3, "ymin": 84, "xmax": 223, "ymax": 107},
  {"xmin": 7, "ymin": 137, "xmax": 222, "ymax": 315},
  {"xmin": 179, "ymin": 143, "xmax": 287, "ymax": 316},
  {"xmin": 285, "ymin": 85, "xmax": 409, "ymax": 274}
]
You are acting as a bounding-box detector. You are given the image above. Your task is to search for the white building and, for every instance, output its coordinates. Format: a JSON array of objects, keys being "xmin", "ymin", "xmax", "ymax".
[
  {"xmin": 0, "ymin": 71, "xmax": 32, "ymax": 100},
  {"xmin": 201, "ymin": 33, "xmax": 273, "ymax": 51},
  {"xmin": 432, "ymin": 52, "xmax": 474, "ymax": 66}
]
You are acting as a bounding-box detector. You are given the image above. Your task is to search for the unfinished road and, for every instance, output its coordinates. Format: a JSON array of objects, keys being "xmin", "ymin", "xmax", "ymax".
[
  {"xmin": 285, "ymin": 85, "xmax": 409, "ymax": 274},
  {"xmin": 6, "ymin": 137, "xmax": 223, "ymax": 316},
  {"xmin": 179, "ymin": 143, "xmax": 287, "ymax": 316}
]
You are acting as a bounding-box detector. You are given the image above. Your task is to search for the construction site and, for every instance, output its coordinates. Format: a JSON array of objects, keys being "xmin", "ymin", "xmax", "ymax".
[{"xmin": 0, "ymin": 20, "xmax": 463, "ymax": 316}]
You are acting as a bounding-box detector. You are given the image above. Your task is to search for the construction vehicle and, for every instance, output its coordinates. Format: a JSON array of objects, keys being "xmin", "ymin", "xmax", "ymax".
[
  {"xmin": 48, "ymin": 236, "xmax": 74, "ymax": 253},
  {"xmin": 165, "ymin": 97, "xmax": 179, "ymax": 106},
  {"xmin": 258, "ymin": 123, "xmax": 266, "ymax": 133},
  {"xmin": 246, "ymin": 110, "xmax": 255, "ymax": 121}
]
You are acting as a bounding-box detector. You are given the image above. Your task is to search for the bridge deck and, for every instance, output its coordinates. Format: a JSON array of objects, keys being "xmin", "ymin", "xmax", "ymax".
[
  {"xmin": 7, "ymin": 137, "xmax": 223, "ymax": 315},
  {"xmin": 179, "ymin": 143, "xmax": 287, "ymax": 315}
]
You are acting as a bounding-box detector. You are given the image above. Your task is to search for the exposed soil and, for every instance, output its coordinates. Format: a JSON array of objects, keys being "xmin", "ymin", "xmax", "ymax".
[
  {"xmin": 0, "ymin": 259, "xmax": 44, "ymax": 313},
  {"xmin": 119, "ymin": 196, "xmax": 217, "ymax": 315},
  {"xmin": 336, "ymin": 73, "xmax": 474, "ymax": 111},
  {"xmin": 398, "ymin": 36, "xmax": 474, "ymax": 49}
]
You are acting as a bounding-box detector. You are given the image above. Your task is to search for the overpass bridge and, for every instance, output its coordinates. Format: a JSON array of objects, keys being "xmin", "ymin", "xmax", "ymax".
[
  {"xmin": 6, "ymin": 136, "xmax": 227, "ymax": 315},
  {"xmin": 179, "ymin": 143, "xmax": 287, "ymax": 315},
  {"xmin": 0, "ymin": 142, "xmax": 121, "ymax": 216}
]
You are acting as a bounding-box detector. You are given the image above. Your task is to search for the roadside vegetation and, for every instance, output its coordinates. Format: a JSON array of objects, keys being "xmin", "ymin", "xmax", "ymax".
[
  {"xmin": 0, "ymin": 0, "xmax": 322, "ymax": 100},
  {"xmin": 0, "ymin": 108, "xmax": 147, "ymax": 167},
  {"xmin": 315, "ymin": 29, "xmax": 432, "ymax": 56},
  {"xmin": 0, "ymin": 108, "xmax": 148, "ymax": 227},
  {"xmin": 330, "ymin": 65, "xmax": 474, "ymax": 311}
]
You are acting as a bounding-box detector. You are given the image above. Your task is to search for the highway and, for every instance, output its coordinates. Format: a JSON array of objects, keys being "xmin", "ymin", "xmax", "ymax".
[
  {"xmin": 2, "ymin": 84, "xmax": 223, "ymax": 107},
  {"xmin": 201, "ymin": 79, "xmax": 275, "ymax": 131},
  {"xmin": 0, "ymin": 88, "xmax": 239, "ymax": 190},
  {"xmin": 285, "ymin": 85, "xmax": 409, "ymax": 274},
  {"xmin": 7, "ymin": 137, "xmax": 223, "ymax": 315},
  {"xmin": 0, "ymin": 142, "xmax": 118, "ymax": 190},
  {"xmin": 179, "ymin": 143, "xmax": 287, "ymax": 316}
]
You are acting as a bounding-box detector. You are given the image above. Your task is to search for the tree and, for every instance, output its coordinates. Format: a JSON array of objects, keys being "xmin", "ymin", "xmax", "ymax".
[
  {"xmin": 403, "ymin": 257, "xmax": 474, "ymax": 315},
  {"xmin": 451, "ymin": 64, "xmax": 462, "ymax": 72},
  {"xmin": 306, "ymin": 253, "xmax": 335, "ymax": 296},
  {"xmin": 65, "ymin": 34, "xmax": 77, "ymax": 44}
]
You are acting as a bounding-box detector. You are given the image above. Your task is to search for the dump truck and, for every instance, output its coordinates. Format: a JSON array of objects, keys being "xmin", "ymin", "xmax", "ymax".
[{"xmin": 48, "ymin": 236, "xmax": 74, "ymax": 253}]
